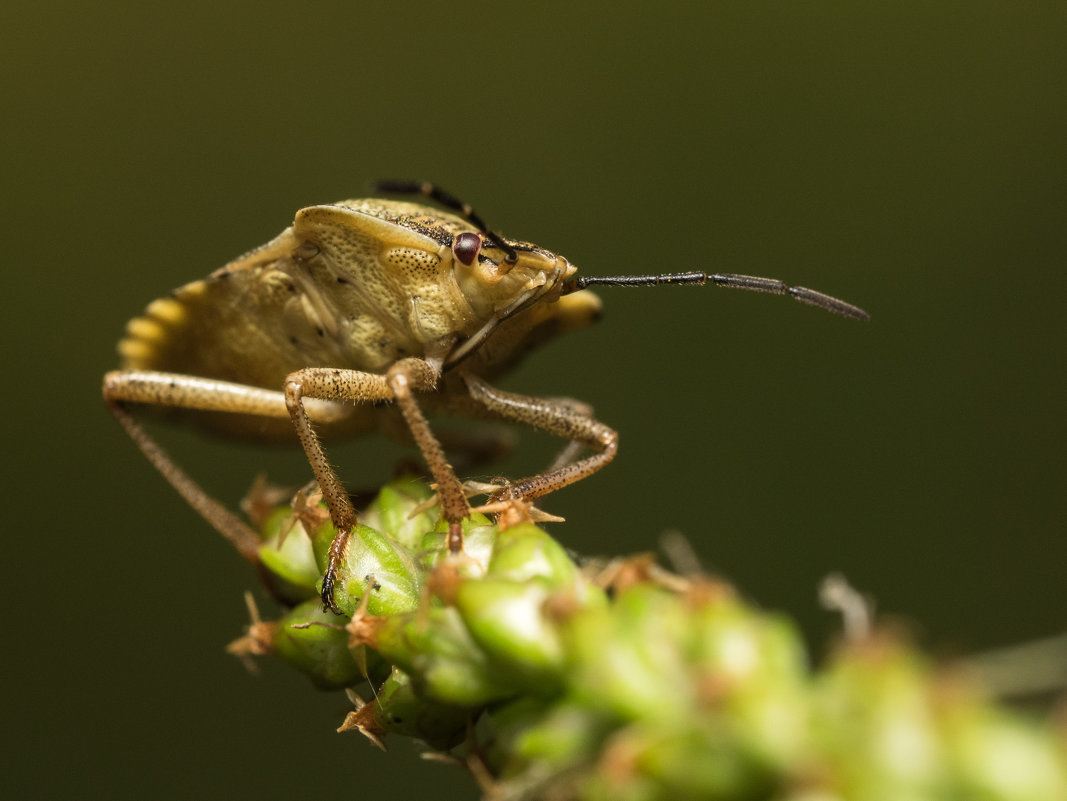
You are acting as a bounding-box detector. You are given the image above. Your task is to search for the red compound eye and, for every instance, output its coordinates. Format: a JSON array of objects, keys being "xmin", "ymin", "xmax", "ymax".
[{"xmin": 452, "ymin": 232, "xmax": 482, "ymax": 266}]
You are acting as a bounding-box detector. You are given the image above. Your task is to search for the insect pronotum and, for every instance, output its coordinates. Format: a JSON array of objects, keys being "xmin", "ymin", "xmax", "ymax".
[{"xmin": 103, "ymin": 180, "xmax": 868, "ymax": 611}]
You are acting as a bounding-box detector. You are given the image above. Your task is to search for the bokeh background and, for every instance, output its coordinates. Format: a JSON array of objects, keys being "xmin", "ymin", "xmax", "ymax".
[{"xmin": 4, "ymin": 3, "xmax": 1065, "ymax": 797}]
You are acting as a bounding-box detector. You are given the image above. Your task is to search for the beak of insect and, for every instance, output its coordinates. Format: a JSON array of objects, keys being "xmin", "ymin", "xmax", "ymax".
[
  {"xmin": 496, "ymin": 256, "xmax": 575, "ymax": 318},
  {"xmin": 444, "ymin": 276, "xmax": 551, "ymax": 370},
  {"xmin": 444, "ymin": 259, "xmax": 573, "ymax": 370},
  {"xmin": 498, "ymin": 274, "xmax": 548, "ymax": 316}
]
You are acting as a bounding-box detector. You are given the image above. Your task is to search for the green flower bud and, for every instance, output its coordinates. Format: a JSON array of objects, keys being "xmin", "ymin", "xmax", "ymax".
[
  {"xmin": 582, "ymin": 719, "xmax": 781, "ymax": 801},
  {"xmin": 368, "ymin": 667, "xmax": 473, "ymax": 750},
  {"xmin": 420, "ymin": 515, "xmax": 498, "ymax": 578},
  {"xmin": 564, "ymin": 584, "xmax": 696, "ymax": 722},
  {"xmin": 314, "ymin": 523, "xmax": 421, "ymax": 618},
  {"xmin": 272, "ymin": 599, "xmax": 379, "ymax": 690},
  {"xmin": 689, "ymin": 592, "xmax": 810, "ymax": 769},
  {"xmin": 454, "ymin": 577, "xmax": 567, "ymax": 692},
  {"xmin": 813, "ymin": 638, "xmax": 946, "ymax": 799},
  {"xmin": 352, "ymin": 605, "xmax": 517, "ymax": 706},
  {"xmin": 256, "ymin": 506, "xmax": 322, "ymax": 603},
  {"xmin": 941, "ymin": 695, "xmax": 1067, "ymax": 800},
  {"xmin": 359, "ymin": 477, "xmax": 437, "ymax": 551},
  {"xmin": 487, "ymin": 523, "xmax": 579, "ymax": 586},
  {"xmin": 487, "ymin": 698, "xmax": 606, "ymax": 795}
]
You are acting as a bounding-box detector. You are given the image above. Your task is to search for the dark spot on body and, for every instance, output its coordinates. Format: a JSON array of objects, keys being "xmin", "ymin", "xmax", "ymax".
[
  {"xmin": 316, "ymin": 327, "xmax": 325, "ymax": 337},
  {"xmin": 289, "ymin": 336, "xmax": 298, "ymax": 346},
  {"xmin": 336, "ymin": 276, "xmax": 350, "ymax": 285}
]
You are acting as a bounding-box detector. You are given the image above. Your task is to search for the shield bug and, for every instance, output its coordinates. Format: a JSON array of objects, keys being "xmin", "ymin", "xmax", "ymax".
[{"xmin": 103, "ymin": 180, "xmax": 868, "ymax": 612}]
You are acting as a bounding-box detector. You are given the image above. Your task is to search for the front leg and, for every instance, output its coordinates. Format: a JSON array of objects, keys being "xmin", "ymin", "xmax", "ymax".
[
  {"xmin": 385, "ymin": 360, "xmax": 471, "ymax": 552},
  {"xmin": 285, "ymin": 359, "xmax": 470, "ymax": 612}
]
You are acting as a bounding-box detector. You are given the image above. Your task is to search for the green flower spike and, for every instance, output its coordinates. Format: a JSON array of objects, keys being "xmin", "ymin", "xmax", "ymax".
[{"xmin": 231, "ymin": 478, "xmax": 1067, "ymax": 801}]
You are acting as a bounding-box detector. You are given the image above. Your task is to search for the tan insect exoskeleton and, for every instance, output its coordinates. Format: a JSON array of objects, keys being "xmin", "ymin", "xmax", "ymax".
[{"xmin": 103, "ymin": 181, "xmax": 868, "ymax": 612}]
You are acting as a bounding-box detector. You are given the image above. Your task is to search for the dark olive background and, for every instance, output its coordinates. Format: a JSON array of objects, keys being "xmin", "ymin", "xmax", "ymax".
[{"xmin": 4, "ymin": 3, "xmax": 1065, "ymax": 798}]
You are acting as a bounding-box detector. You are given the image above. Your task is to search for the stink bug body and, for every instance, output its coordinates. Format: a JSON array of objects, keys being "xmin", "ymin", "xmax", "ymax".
[{"xmin": 103, "ymin": 181, "xmax": 867, "ymax": 611}]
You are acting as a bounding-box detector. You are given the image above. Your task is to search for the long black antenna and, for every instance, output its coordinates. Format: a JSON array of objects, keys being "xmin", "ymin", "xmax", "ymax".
[
  {"xmin": 566, "ymin": 271, "xmax": 869, "ymax": 321},
  {"xmin": 372, "ymin": 179, "xmax": 518, "ymax": 264}
]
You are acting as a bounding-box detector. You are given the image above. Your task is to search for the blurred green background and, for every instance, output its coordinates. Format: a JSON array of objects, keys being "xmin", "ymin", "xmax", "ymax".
[{"xmin": 4, "ymin": 2, "xmax": 1065, "ymax": 798}]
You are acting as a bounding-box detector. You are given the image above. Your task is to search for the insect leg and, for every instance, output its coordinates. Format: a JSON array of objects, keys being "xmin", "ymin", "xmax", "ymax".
[
  {"xmin": 385, "ymin": 359, "xmax": 472, "ymax": 545},
  {"xmin": 461, "ymin": 374, "xmax": 619, "ymax": 503},
  {"xmin": 101, "ymin": 370, "xmax": 326, "ymax": 561},
  {"xmin": 283, "ymin": 368, "xmax": 391, "ymax": 611},
  {"xmin": 534, "ymin": 396, "xmax": 596, "ymax": 471},
  {"xmin": 284, "ymin": 359, "xmax": 470, "ymax": 612},
  {"xmin": 103, "ymin": 370, "xmax": 350, "ymax": 423}
]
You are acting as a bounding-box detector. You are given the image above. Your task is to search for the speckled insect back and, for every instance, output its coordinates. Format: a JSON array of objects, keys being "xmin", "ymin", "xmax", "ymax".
[
  {"xmin": 103, "ymin": 181, "xmax": 867, "ymax": 612},
  {"xmin": 117, "ymin": 198, "xmax": 599, "ymax": 410}
]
